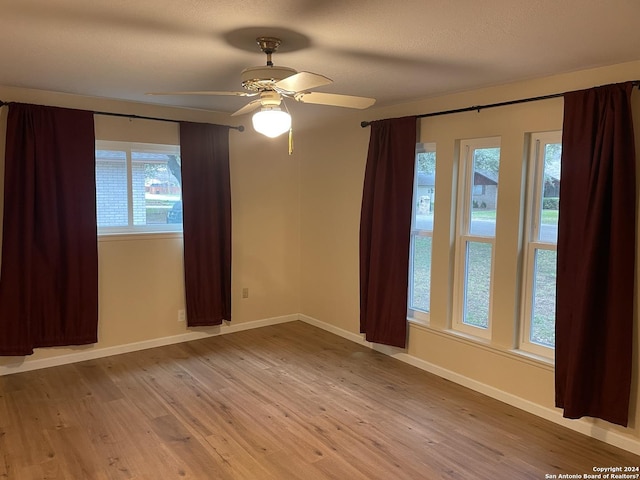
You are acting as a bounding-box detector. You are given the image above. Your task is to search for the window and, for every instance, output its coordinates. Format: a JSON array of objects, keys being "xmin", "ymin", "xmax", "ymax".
[
  {"xmin": 408, "ymin": 143, "xmax": 436, "ymax": 321},
  {"xmin": 95, "ymin": 141, "xmax": 182, "ymax": 233},
  {"xmin": 520, "ymin": 131, "xmax": 561, "ymax": 357},
  {"xmin": 453, "ymin": 137, "xmax": 501, "ymax": 338}
]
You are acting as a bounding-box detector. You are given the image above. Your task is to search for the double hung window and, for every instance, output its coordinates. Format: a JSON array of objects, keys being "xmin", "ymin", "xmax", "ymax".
[
  {"xmin": 453, "ymin": 138, "xmax": 501, "ymax": 338},
  {"xmin": 520, "ymin": 131, "xmax": 561, "ymax": 357}
]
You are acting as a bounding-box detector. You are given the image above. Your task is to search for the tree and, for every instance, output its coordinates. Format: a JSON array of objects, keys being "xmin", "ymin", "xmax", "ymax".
[
  {"xmin": 417, "ymin": 151, "xmax": 436, "ymax": 174},
  {"xmin": 543, "ymin": 143, "xmax": 561, "ymax": 185},
  {"xmin": 143, "ymin": 155, "xmax": 181, "ymax": 188},
  {"xmin": 167, "ymin": 155, "xmax": 181, "ymax": 186},
  {"xmin": 473, "ymin": 147, "xmax": 500, "ymax": 175}
]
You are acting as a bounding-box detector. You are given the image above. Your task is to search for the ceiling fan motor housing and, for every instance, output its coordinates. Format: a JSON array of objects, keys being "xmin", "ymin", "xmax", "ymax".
[
  {"xmin": 148, "ymin": 34, "xmax": 374, "ymax": 115},
  {"xmin": 241, "ymin": 66, "xmax": 297, "ymax": 92},
  {"xmin": 259, "ymin": 90, "xmax": 283, "ymax": 106}
]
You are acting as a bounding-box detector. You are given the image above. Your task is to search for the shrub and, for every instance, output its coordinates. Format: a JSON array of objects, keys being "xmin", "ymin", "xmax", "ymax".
[{"xmin": 542, "ymin": 197, "xmax": 559, "ymax": 210}]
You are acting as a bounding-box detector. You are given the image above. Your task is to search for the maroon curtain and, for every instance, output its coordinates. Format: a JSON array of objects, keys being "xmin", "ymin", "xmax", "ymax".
[
  {"xmin": 0, "ymin": 103, "xmax": 98, "ymax": 356},
  {"xmin": 360, "ymin": 116, "xmax": 417, "ymax": 348},
  {"xmin": 555, "ymin": 82, "xmax": 636, "ymax": 426},
  {"xmin": 179, "ymin": 122, "xmax": 231, "ymax": 326}
]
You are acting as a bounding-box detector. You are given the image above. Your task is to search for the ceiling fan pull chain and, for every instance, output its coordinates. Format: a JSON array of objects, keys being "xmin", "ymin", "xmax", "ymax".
[{"xmin": 288, "ymin": 127, "xmax": 294, "ymax": 155}]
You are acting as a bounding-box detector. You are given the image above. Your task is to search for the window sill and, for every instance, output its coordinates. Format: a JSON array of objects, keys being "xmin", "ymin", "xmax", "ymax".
[
  {"xmin": 407, "ymin": 316, "xmax": 430, "ymax": 328},
  {"xmin": 407, "ymin": 317, "xmax": 554, "ymax": 371},
  {"xmin": 98, "ymin": 231, "xmax": 183, "ymax": 242},
  {"xmin": 509, "ymin": 348, "xmax": 554, "ymax": 367}
]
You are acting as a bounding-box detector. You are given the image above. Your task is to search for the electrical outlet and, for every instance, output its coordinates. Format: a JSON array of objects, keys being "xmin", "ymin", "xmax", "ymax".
[
  {"xmin": 178, "ymin": 309, "xmax": 186, "ymax": 322},
  {"xmin": 242, "ymin": 287, "xmax": 249, "ymax": 299}
]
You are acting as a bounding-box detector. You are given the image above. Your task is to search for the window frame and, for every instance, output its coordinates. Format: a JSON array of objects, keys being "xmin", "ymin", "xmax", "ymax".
[
  {"xmin": 408, "ymin": 142, "xmax": 436, "ymax": 323},
  {"xmin": 95, "ymin": 140, "xmax": 182, "ymax": 235},
  {"xmin": 519, "ymin": 131, "xmax": 561, "ymax": 358},
  {"xmin": 452, "ymin": 137, "xmax": 501, "ymax": 339}
]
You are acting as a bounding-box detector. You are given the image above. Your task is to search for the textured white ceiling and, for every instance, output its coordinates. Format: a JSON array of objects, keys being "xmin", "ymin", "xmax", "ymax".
[{"xmin": 1, "ymin": 0, "xmax": 639, "ymax": 116}]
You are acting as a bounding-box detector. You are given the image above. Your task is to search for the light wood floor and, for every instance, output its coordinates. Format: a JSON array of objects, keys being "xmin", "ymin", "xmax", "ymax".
[{"xmin": 0, "ymin": 321, "xmax": 638, "ymax": 479}]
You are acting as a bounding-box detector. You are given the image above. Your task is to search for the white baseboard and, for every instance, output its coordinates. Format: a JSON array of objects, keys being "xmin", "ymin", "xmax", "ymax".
[
  {"xmin": 298, "ymin": 314, "xmax": 372, "ymax": 346},
  {"xmin": 297, "ymin": 314, "xmax": 640, "ymax": 456},
  {"xmin": 0, "ymin": 314, "xmax": 298, "ymax": 377}
]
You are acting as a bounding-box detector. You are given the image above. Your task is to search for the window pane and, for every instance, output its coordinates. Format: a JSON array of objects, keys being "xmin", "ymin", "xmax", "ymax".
[
  {"xmin": 538, "ymin": 143, "xmax": 561, "ymax": 243},
  {"xmin": 530, "ymin": 249, "xmax": 557, "ymax": 347},
  {"xmin": 410, "ymin": 235, "xmax": 432, "ymax": 312},
  {"xmin": 414, "ymin": 151, "xmax": 435, "ymax": 231},
  {"xmin": 463, "ymin": 241, "xmax": 492, "ymax": 329},
  {"xmin": 469, "ymin": 147, "xmax": 500, "ymax": 237},
  {"xmin": 96, "ymin": 150, "xmax": 128, "ymax": 227},
  {"xmin": 132, "ymin": 152, "xmax": 182, "ymax": 226},
  {"xmin": 409, "ymin": 145, "xmax": 436, "ymax": 318}
]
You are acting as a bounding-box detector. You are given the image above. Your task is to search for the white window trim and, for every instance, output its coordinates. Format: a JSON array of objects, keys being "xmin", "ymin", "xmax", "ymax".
[
  {"xmin": 408, "ymin": 143, "xmax": 436, "ymax": 323},
  {"xmin": 519, "ymin": 131, "xmax": 561, "ymax": 358},
  {"xmin": 452, "ymin": 137, "xmax": 501, "ymax": 339},
  {"xmin": 98, "ymin": 223, "xmax": 183, "ymax": 235},
  {"xmin": 95, "ymin": 140, "xmax": 182, "ymax": 235}
]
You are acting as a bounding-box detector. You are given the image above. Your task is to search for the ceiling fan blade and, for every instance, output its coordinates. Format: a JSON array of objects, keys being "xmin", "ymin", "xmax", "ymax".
[
  {"xmin": 294, "ymin": 92, "xmax": 376, "ymax": 109},
  {"xmin": 146, "ymin": 91, "xmax": 257, "ymax": 97},
  {"xmin": 275, "ymin": 72, "xmax": 332, "ymax": 93},
  {"xmin": 231, "ymin": 99, "xmax": 262, "ymax": 117}
]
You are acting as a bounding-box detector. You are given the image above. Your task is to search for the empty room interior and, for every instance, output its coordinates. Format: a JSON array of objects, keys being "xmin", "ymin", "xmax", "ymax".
[{"xmin": 1, "ymin": 1, "xmax": 640, "ymax": 478}]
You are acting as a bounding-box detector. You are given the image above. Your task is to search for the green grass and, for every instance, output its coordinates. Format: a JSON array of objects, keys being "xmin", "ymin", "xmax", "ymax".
[
  {"xmin": 410, "ymin": 234, "xmax": 557, "ymax": 347},
  {"xmin": 463, "ymin": 242, "xmax": 492, "ymax": 328},
  {"xmin": 470, "ymin": 210, "xmax": 496, "ymax": 220},
  {"xmin": 470, "ymin": 208, "xmax": 558, "ymax": 224},
  {"xmin": 540, "ymin": 209, "xmax": 558, "ymax": 224},
  {"xmin": 530, "ymin": 249, "xmax": 556, "ymax": 347},
  {"xmin": 410, "ymin": 237, "xmax": 431, "ymax": 311}
]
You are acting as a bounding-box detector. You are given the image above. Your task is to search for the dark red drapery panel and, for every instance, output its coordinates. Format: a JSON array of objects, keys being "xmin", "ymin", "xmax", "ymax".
[
  {"xmin": 0, "ymin": 103, "xmax": 98, "ymax": 356},
  {"xmin": 179, "ymin": 122, "xmax": 231, "ymax": 326},
  {"xmin": 359, "ymin": 116, "xmax": 417, "ymax": 348},
  {"xmin": 555, "ymin": 82, "xmax": 636, "ymax": 426}
]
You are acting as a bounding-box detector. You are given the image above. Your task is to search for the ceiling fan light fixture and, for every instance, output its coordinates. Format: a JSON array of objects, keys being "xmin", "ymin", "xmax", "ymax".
[{"xmin": 252, "ymin": 107, "xmax": 291, "ymax": 138}]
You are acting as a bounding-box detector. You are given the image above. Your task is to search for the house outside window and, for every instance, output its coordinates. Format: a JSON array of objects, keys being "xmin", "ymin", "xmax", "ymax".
[{"xmin": 96, "ymin": 141, "xmax": 182, "ymax": 234}]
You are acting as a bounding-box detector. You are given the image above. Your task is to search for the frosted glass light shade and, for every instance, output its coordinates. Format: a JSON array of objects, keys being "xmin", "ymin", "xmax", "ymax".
[{"xmin": 252, "ymin": 108, "xmax": 291, "ymax": 138}]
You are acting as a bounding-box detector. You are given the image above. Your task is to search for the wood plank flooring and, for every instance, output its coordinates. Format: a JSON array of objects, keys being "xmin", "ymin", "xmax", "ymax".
[{"xmin": 0, "ymin": 321, "xmax": 638, "ymax": 479}]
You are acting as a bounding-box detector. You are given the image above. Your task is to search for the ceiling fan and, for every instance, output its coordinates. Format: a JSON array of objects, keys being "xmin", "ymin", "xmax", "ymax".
[{"xmin": 148, "ymin": 36, "xmax": 376, "ymax": 138}]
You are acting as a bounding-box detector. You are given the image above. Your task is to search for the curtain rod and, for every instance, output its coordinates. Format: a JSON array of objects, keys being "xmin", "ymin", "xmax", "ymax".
[
  {"xmin": 0, "ymin": 100, "xmax": 245, "ymax": 132},
  {"xmin": 360, "ymin": 80, "xmax": 640, "ymax": 128}
]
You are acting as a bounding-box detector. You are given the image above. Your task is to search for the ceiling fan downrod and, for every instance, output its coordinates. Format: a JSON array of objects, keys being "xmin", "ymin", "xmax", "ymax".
[{"xmin": 256, "ymin": 36, "xmax": 281, "ymax": 67}]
